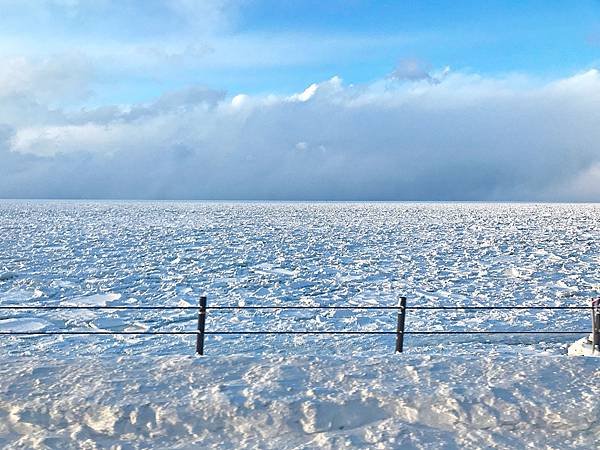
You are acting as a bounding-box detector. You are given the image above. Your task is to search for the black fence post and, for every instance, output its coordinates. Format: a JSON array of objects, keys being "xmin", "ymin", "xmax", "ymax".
[
  {"xmin": 395, "ymin": 296, "xmax": 407, "ymax": 353},
  {"xmin": 592, "ymin": 298, "xmax": 600, "ymax": 354},
  {"xmin": 196, "ymin": 296, "xmax": 207, "ymax": 355}
]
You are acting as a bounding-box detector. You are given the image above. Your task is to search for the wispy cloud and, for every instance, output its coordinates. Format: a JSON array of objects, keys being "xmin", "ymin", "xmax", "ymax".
[{"xmin": 0, "ymin": 54, "xmax": 92, "ymax": 104}]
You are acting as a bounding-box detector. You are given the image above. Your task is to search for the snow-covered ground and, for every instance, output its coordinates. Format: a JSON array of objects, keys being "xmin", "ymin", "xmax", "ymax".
[
  {"xmin": 1, "ymin": 201, "xmax": 598, "ymax": 357},
  {"xmin": 0, "ymin": 201, "xmax": 599, "ymax": 448},
  {"xmin": 1, "ymin": 354, "xmax": 599, "ymax": 449}
]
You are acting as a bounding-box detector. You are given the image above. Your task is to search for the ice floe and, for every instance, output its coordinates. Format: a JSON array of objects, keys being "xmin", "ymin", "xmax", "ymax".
[{"xmin": 0, "ymin": 201, "xmax": 597, "ymax": 358}]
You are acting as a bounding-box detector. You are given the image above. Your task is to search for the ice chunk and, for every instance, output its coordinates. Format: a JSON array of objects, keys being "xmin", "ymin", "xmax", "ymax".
[
  {"xmin": 62, "ymin": 293, "xmax": 122, "ymax": 306},
  {"xmin": 503, "ymin": 267, "xmax": 521, "ymax": 278},
  {"xmin": 253, "ymin": 263, "xmax": 297, "ymax": 277},
  {"xmin": 0, "ymin": 318, "xmax": 51, "ymax": 332},
  {"xmin": 0, "ymin": 272, "xmax": 17, "ymax": 281},
  {"xmin": 0, "ymin": 289, "xmax": 36, "ymax": 304}
]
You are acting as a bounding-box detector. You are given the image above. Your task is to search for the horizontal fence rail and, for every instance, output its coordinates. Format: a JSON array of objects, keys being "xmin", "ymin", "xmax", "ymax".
[
  {"xmin": 0, "ymin": 306, "xmax": 595, "ymax": 310},
  {"xmin": 0, "ymin": 295, "xmax": 597, "ymax": 355}
]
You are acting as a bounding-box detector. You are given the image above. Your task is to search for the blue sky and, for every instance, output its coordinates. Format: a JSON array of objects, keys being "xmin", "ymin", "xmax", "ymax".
[
  {"xmin": 1, "ymin": 1, "xmax": 600, "ymax": 200},
  {"xmin": 2, "ymin": 0, "xmax": 599, "ymax": 104}
]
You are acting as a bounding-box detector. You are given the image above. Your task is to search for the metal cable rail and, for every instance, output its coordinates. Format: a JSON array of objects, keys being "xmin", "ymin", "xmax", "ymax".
[
  {"xmin": 0, "ymin": 305, "xmax": 594, "ymax": 310},
  {"xmin": 0, "ymin": 331, "xmax": 589, "ymax": 335},
  {"xmin": 1, "ymin": 296, "xmax": 598, "ymax": 354}
]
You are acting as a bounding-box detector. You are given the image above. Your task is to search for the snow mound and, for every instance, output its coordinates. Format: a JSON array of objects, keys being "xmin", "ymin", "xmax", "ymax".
[
  {"xmin": 0, "ymin": 354, "xmax": 599, "ymax": 449},
  {"xmin": 568, "ymin": 336, "xmax": 600, "ymax": 357}
]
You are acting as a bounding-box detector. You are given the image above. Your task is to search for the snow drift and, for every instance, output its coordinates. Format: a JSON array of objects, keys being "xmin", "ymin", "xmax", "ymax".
[{"xmin": 1, "ymin": 354, "xmax": 599, "ymax": 449}]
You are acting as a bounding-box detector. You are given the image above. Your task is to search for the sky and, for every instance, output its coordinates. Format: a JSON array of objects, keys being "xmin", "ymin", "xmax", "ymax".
[{"xmin": 1, "ymin": 0, "xmax": 600, "ymax": 200}]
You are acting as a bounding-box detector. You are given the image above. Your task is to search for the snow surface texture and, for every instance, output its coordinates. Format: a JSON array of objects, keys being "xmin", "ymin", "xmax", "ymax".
[
  {"xmin": 0, "ymin": 201, "xmax": 598, "ymax": 357},
  {"xmin": 1, "ymin": 202, "xmax": 599, "ymax": 448},
  {"xmin": 1, "ymin": 354, "xmax": 599, "ymax": 449}
]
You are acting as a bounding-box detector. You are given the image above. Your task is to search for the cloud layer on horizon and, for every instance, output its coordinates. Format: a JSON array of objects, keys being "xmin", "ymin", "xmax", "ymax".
[{"xmin": 1, "ymin": 67, "xmax": 600, "ymax": 201}]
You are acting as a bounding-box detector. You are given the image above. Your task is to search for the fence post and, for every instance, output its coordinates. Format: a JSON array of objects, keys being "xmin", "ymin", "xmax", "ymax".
[
  {"xmin": 395, "ymin": 296, "xmax": 407, "ymax": 353},
  {"xmin": 196, "ymin": 296, "xmax": 207, "ymax": 355},
  {"xmin": 592, "ymin": 298, "xmax": 600, "ymax": 354}
]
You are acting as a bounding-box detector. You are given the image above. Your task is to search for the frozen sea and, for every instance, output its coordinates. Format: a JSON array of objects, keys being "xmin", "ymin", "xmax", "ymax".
[{"xmin": 1, "ymin": 201, "xmax": 598, "ymax": 358}]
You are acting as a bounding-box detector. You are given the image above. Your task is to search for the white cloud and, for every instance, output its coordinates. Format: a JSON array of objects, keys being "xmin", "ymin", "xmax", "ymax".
[{"xmin": 1, "ymin": 70, "xmax": 600, "ymax": 200}]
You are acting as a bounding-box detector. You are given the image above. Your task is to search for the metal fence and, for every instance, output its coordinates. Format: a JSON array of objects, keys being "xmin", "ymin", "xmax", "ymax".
[{"xmin": 1, "ymin": 296, "xmax": 598, "ymax": 355}]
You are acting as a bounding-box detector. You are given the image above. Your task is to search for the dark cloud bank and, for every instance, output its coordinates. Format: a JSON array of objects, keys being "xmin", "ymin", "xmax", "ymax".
[{"xmin": 1, "ymin": 71, "xmax": 600, "ymax": 201}]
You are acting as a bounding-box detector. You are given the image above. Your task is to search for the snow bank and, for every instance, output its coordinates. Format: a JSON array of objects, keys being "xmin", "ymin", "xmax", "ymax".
[
  {"xmin": 568, "ymin": 336, "xmax": 600, "ymax": 357},
  {"xmin": 1, "ymin": 354, "xmax": 599, "ymax": 449}
]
